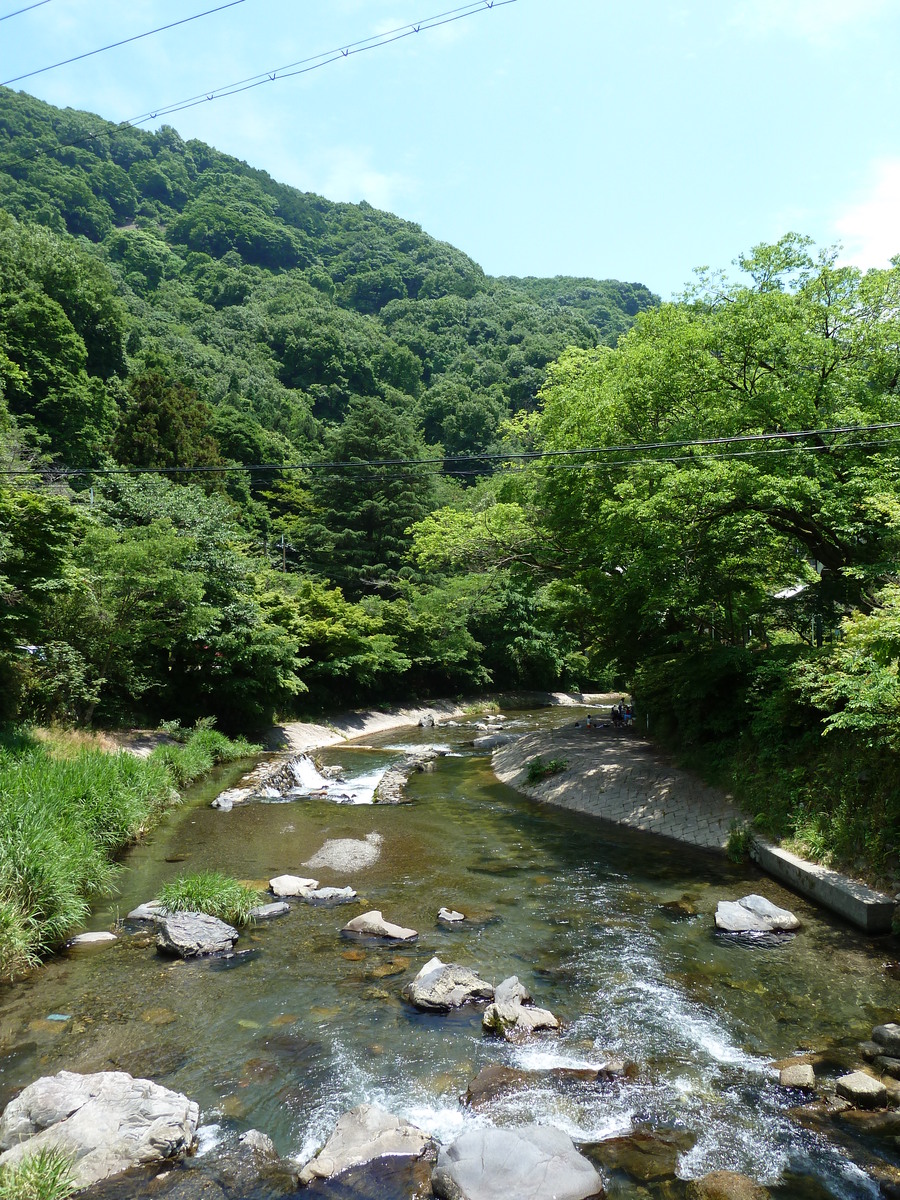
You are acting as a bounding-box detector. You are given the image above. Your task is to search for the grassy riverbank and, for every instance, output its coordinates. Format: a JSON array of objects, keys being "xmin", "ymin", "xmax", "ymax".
[{"xmin": 0, "ymin": 725, "xmax": 258, "ymax": 979}]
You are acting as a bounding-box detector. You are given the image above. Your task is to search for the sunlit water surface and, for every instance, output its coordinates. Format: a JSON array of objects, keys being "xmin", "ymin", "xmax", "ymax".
[{"xmin": 0, "ymin": 710, "xmax": 897, "ymax": 1198}]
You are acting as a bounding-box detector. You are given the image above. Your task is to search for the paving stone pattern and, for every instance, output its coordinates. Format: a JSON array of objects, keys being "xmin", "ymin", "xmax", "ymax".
[{"xmin": 493, "ymin": 725, "xmax": 743, "ymax": 851}]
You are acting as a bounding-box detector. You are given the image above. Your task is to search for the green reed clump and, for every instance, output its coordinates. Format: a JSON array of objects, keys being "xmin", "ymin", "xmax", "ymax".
[
  {"xmin": 0, "ymin": 725, "xmax": 259, "ymax": 978},
  {"xmin": 0, "ymin": 1147, "xmax": 76, "ymax": 1200},
  {"xmin": 157, "ymin": 871, "xmax": 261, "ymax": 926},
  {"xmin": 149, "ymin": 726, "xmax": 258, "ymax": 789},
  {"xmin": 525, "ymin": 755, "xmax": 568, "ymax": 784}
]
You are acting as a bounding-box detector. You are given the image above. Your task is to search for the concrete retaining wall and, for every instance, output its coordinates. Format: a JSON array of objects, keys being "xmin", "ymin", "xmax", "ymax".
[{"xmin": 750, "ymin": 838, "xmax": 895, "ymax": 934}]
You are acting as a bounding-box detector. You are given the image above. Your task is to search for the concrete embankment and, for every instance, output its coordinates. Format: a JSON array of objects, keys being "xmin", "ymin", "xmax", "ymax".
[{"xmin": 492, "ymin": 721, "xmax": 897, "ymax": 934}]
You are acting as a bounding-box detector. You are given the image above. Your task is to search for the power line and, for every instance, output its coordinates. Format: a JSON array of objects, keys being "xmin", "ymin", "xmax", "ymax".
[
  {"xmin": 0, "ymin": 0, "xmax": 52, "ymax": 21},
  {"xmin": 121, "ymin": 0, "xmax": 517, "ymax": 128},
  {"xmin": 2, "ymin": 0, "xmax": 249, "ymax": 87},
  {"xmin": 2, "ymin": 425, "xmax": 899, "ymax": 480}
]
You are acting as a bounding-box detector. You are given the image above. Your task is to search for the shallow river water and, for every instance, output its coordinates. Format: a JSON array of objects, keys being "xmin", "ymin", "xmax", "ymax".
[{"xmin": 0, "ymin": 709, "xmax": 897, "ymax": 1198}]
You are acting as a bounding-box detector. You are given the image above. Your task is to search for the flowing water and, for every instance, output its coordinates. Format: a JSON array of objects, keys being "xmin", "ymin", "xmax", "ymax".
[{"xmin": 0, "ymin": 709, "xmax": 897, "ymax": 1198}]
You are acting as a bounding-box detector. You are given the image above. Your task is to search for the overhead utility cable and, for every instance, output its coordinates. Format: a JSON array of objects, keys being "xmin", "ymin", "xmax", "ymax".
[
  {"xmin": 2, "ymin": 0, "xmax": 248, "ymax": 86},
  {"xmin": 0, "ymin": 0, "xmax": 53, "ymax": 21},
  {"xmin": 3, "ymin": 424, "xmax": 899, "ymax": 480},
  {"xmin": 120, "ymin": 0, "xmax": 517, "ymax": 127}
]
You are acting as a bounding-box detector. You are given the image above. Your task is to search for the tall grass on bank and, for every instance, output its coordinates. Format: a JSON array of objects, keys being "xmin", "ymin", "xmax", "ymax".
[{"xmin": 0, "ymin": 726, "xmax": 258, "ymax": 979}]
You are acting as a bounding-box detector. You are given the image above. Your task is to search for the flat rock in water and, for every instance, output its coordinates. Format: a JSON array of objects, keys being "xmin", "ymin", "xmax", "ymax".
[
  {"xmin": 303, "ymin": 886, "xmax": 357, "ymax": 905},
  {"xmin": 873, "ymin": 1023, "xmax": 900, "ymax": 1057},
  {"xmin": 269, "ymin": 874, "xmax": 318, "ymax": 897},
  {"xmin": 298, "ymin": 1103, "xmax": 433, "ymax": 1185},
  {"xmin": 438, "ymin": 907, "xmax": 465, "ymax": 922},
  {"xmin": 403, "ymin": 956, "xmax": 494, "ymax": 1010},
  {"xmin": 465, "ymin": 1064, "xmax": 532, "ymax": 1107},
  {"xmin": 835, "ymin": 1070, "xmax": 888, "ymax": 1108},
  {"xmin": 127, "ymin": 900, "xmax": 167, "ymax": 922},
  {"xmin": 686, "ymin": 1172, "xmax": 769, "ymax": 1200},
  {"xmin": 156, "ymin": 912, "xmax": 238, "ymax": 958},
  {"xmin": 68, "ymin": 931, "xmax": 117, "ymax": 947},
  {"xmin": 779, "ymin": 1063, "xmax": 815, "ymax": 1089},
  {"xmin": 715, "ymin": 894, "xmax": 800, "ymax": 933},
  {"xmin": 305, "ymin": 833, "xmax": 382, "ymax": 873},
  {"xmin": 249, "ymin": 901, "xmax": 290, "ymax": 920},
  {"xmin": 586, "ymin": 1129, "xmax": 695, "ymax": 1183},
  {"xmin": 472, "ymin": 733, "xmax": 518, "ymax": 750},
  {"xmin": 341, "ymin": 911, "xmax": 417, "ymax": 942},
  {"xmin": 432, "ymin": 1125, "xmax": 603, "ymax": 1200},
  {"xmin": 0, "ymin": 1069, "xmax": 199, "ymax": 1191}
]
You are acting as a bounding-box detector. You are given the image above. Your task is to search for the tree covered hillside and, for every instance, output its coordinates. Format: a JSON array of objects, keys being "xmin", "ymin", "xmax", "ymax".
[{"xmin": 0, "ymin": 87, "xmax": 656, "ymax": 730}]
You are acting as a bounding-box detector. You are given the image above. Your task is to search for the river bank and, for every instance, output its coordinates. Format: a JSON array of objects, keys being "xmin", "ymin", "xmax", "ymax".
[{"xmin": 492, "ymin": 719, "xmax": 898, "ymax": 935}]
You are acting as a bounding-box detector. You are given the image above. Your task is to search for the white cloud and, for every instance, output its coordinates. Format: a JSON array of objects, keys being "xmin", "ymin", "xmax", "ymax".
[
  {"xmin": 832, "ymin": 158, "xmax": 900, "ymax": 269},
  {"xmin": 730, "ymin": 0, "xmax": 891, "ymax": 45},
  {"xmin": 299, "ymin": 146, "xmax": 417, "ymax": 213}
]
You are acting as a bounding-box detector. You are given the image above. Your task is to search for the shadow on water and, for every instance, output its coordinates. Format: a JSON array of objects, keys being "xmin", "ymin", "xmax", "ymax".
[{"xmin": 0, "ymin": 712, "xmax": 897, "ymax": 1200}]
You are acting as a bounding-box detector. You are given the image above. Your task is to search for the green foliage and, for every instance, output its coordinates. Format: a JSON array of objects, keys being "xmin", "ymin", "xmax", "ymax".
[
  {"xmin": 0, "ymin": 722, "xmax": 255, "ymax": 976},
  {"xmin": 525, "ymin": 756, "xmax": 568, "ymax": 784},
  {"xmin": 157, "ymin": 871, "xmax": 261, "ymax": 926},
  {"xmin": 725, "ymin": 822, "xmax": 752, "ymax": 864},
  {"xmin": 0, "ymin": 1147, "xmax": 76, "ymax": 1200}
]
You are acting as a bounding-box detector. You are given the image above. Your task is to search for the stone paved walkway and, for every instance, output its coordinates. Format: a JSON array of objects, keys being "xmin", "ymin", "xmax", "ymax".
[{"xmin": 493, "ymin": 723, "xmax": 744, "ymax": 852}]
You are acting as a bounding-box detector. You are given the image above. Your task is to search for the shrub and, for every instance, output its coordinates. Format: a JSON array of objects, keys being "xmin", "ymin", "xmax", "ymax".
[
  {"xmin": 726, "ymin": 822, "xmax": 753, "ymax": 864},
  {"xmin": 0, "ymin": 1147, "xmax": 76, "ymax": 1200},
  {"xmin": 525, "ymin": 756, "xmax": 568, "ymax": 785},
  {"xmin": 157, "ymin": 871, "xmax": 261, "ymax": 926}
]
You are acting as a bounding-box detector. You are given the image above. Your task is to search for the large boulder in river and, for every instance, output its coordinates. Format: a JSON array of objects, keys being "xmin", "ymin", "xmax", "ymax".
[
  {"xmin": 432, "ymin": 1125, "xmax": 604, "ymax": 1200},
  {"xmin": 156, "ymin": 912, "xmax": 238, "ymax": 958},
  {"xmin": 341, "ymin": 910, "xmax": 418, "ymax": 941},
  {"xmin": 298, "ymin": 1103, "xmax": 434, "ymax": 1185},
  {"xmin": 873, "ymin": 1023, "xmax": 900, "ymax": 1057},
  {"xmin": 403, "ymin": 956, "xmax": 494, "ymax": 1010},
  {"xmin": 714, "ymin": 895, "xmax": 800, "ymax": 933},
  {"xmin": 482, "ymin": 975, "xmax": 560, "ymax": 1041},
  {"xmin": 269, "ymin": 874, "xmax": 318, "ymax": 897},
  {"xmin": 0, "ymin": 1070, "xmax": 199, "ymax": 1191}
]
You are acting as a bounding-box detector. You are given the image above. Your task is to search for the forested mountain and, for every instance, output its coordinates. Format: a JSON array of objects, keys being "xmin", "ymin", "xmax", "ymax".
[
  {"xmin": 0, "ymin": 86, "xmax": 655, "ymax": 729},
  {"xmin": 2, "ymin": 90, "xmax": 898, "ymax": 882}
]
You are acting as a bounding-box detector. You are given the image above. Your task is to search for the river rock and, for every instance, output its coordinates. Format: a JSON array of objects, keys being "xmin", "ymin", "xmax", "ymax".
[
  {"xmin": 876, "ymin": 1056, "xmax": 900, "ymax": 1080},
  {"xmin": 303, "ymin": 886, "xmax": 357, "ymax": 905},
  {"xmin": 686, "ymin": 1171, "xmax": 769, "ymax": 1200},
  {"xmin": 127, "ymin": 900, "xmax": 168, "ymax": 922},
  {"xmin": 715, "ymin": 895, "xmax": 800, "ymax": 933},
  {"xmin": 432, "ymin": 1125, "xmax": 604, "ymax": 1200},
  {"xmin": 587, "ymin": 1129, "xmax": 696, "ymax": 1182},
  {"xmin": 779, "ymin": 1063, "xmax": 815, "ymax": 1089},
  {"xmin": 298, "ymin": 1103, "xmax": 433, "ymax": 1185},
  {"xmin": 250, "ymin": 901, "xmax": 290, "ymax": 920},
  {"xmin": 835, "ymin": 1070, "xmax": 888, "ymax": 1108},
  {"xmin": 472, "ymin": 733, "xmax": 519, "ymax": 750},
  {"xmin": 68, "ymin": 931, "xmax": 117, "ymax": 947},
  {"xmin": 465, "ymin": 1064, "xmax": 532, "ymax": 1106},
  {"xmin": 156, "ymin": 912, "xmax": 238, "ymax": 958},
  {"xmin": 0, "ymin": 1070, "xmax": 199, "ymax": 1191},
  {"xmin": 269, "ymin": 874, "xmax": 318, "ymax": 897},
  {"xmin": 482, "ymin": 975, "xmax": 560, "ymax": 1041},
  {"xmin": 342, "ymin": 911, "xmax": 418, "ymax": 941},
  {"xmin": 874, "ymin": 1023, "xmax": 900, "ymax": 1057},
  {"xmin": 403, "ymin": 956, "xmax": 494, "ymax": 1010},
  {"xmin": 438, "ymin": 907, "xmax": 465, "ymax": 923},
  {"xmin": 305, "ymin": 833, "xmax": 382, "ymax": 873}
]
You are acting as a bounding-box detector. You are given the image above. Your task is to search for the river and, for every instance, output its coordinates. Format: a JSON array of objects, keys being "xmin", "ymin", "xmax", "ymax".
[{"xmin": 0, "ymin": 707, "xmax": 897, "ymax": 1198}]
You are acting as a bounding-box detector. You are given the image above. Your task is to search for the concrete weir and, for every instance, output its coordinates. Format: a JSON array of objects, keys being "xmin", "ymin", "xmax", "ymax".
[{"xmin": 750, "ymin": 838, "xmax": 895, "ymax": 934}]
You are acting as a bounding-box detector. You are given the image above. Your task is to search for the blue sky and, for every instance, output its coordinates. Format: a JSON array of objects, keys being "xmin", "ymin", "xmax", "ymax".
[{"xmin": 3, "ymin": 0, "xmax": 899, "ymax": 298}]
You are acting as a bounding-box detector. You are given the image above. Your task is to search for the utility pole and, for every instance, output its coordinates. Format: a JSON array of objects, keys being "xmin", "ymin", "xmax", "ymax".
[{"xmin": 281, "ymin": 533, "xmax": 286, "ymax": 572}]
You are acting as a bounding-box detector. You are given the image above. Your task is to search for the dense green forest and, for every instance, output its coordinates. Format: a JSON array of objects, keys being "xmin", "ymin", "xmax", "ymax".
[{"xmin": 1, "ymin": 89, "xmax": 898, "ymax": 883}]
